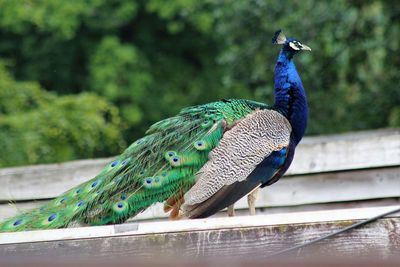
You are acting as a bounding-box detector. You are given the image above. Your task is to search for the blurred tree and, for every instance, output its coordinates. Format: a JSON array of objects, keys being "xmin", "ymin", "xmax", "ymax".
[
  {"xmin": 0, "ymin": 62, "xmax": 124, "ymax": 167},
  {"xmin": 89, "ymin": 36, "xmax": 151, "ymax": 127},
  {"xmin": 0, "ymin": 0, "xmax": 398, "ymax": 167},
  {"xmin": 212, "ymin": 0, "xmax": 400, "ymax": 134}
]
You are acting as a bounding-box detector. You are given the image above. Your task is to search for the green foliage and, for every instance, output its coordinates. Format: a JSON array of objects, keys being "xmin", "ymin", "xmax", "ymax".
[
  {"xmin": 0, "ymin": 0, "xmax": 137, "ymax": 38},
  {"xmin": 0, "ymin": 0, "xmax": 398, "ymax": 167},
  {"xmin": 212, "ymin": 0, "xmax": 400, "ymax": 134},
  {"xmin": 89, "ymin": 36, "xmax": 151, "ymax": 126},
  {"xmin": 389, "ymin": 107, "xmax": 400, "ymax": 127},
  {"xmin": 0, "ymin": 63, "xmax": 124, "ymax": 167}
]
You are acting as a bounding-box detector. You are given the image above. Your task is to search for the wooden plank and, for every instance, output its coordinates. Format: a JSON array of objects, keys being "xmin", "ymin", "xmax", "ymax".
[
  {"xmin": 0, "ymin": 206, "xmax": 399, "ymax": 259},
  {"xmin": 242, "ymin": 166, "xmax": 400, "ymax": 208},
  {"xmin": 0, "ymin": 158, "xmax": 111, "ymax": 201},
  {"xmin": 0, "ymin": 200, "xmax": 168, "ymax": 222},
  {"xmin": 1, "ymin": 167, "xmax": 399, "ymax": 221},
  {"xmin": 0, "ymin": 129, "xmax": 398, "ymax": 201},
  {"xmin": 0, "ymin": 201, "xmax": 48, "ymax": 220},
  {"xmin": 1, "ymin": 205, "xmax": 399, "ymax": 244},
  {"xmin": 2, "ymin": 198, "xmax": 400, "ymax": 223},
  {"xmin": 286, "ymin": 128, "xmax": 400, "ymax": 175}
]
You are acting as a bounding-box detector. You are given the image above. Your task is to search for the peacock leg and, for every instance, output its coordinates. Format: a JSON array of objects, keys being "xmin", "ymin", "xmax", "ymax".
[
  {"xmin": 247, "ymin": 187, "xmax": 259, "ymax": 215},
  {"xmin": 227, "ymin": 204, "xmax": 235, "ymax": 217}
]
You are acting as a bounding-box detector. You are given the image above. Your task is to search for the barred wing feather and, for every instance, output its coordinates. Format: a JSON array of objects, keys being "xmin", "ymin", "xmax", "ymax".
[{"xmin": 182, "ymin": 109, "xmax": 291, "ymax": 218}]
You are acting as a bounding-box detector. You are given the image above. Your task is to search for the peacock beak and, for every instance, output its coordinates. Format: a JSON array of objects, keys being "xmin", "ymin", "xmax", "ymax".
[{"xmin": 301, "ymin": 44, "xmax": 311, "ymax": 51}]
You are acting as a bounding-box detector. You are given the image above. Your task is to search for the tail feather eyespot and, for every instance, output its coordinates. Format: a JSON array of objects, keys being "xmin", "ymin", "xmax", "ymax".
[
  {"xmin": 113, "ymin": 201, "xmax": 128, "ymax": 213},
  {"xmin": 165, "ymin": 151, "xmax": 176, "ymax": 159},
  {"xmin": 13, "ymin": 219, "xmax": 23, "ymax": 226},
  {"xmin": 201, "ymin": 120, "xmax": 213, "ymax": 129},
  {"xmin": 193, "ymin": 140, "xmax": 209, "ymax": 151},
  {"xmin": 47, "ymin": 214, "xmax": 57, "ymax": 223}
]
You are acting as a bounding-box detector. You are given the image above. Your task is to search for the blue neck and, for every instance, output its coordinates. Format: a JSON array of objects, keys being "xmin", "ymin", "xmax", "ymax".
[{"xmin": 273, "ymin": 50, "xmax": 308, "ymax": 145}]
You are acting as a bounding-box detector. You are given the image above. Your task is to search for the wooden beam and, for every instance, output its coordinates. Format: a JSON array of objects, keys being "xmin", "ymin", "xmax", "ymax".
[
  {"xmin": 0, "ymin": 129, "xmax": 398, "ymax": 202},
  {"xmin": 287, "ymin": 128, "xmax": 400, "ymax": 175},
  {"xmin": 249, "ymin": 166, "xmax": 400, "ymax": 208},
  {"xmin": 1, "ymin": 206, "xmax": 399, "ymax": 259},
  {"xmin": 0, "ymin": 158, "xmax": 109, "ymax": 201},
  {"xmin": 1, "ymin": 167, "xmax": 398, "ymax": 221},
  {"xmin": 1, "ymin": 205, "xmax": 399, "ymax": 244},
  {"xmin": 2, "ymin": 198, "xmax": 400, "ymax": 223}
]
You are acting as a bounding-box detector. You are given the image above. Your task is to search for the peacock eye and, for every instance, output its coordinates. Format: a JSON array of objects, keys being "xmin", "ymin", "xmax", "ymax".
[
  {"xmin": 111, "ymin": 161, "xmax": 118, "ymax": 167},
  {"xmin": 136, "ymin": 139, "xmax": 144, "ymax": 145},
  {"xmin": 13, "ymin": 219, "xmax": 23, "ymax": 226},
  {"xmin": 48, "ymin": 214, "xmax": 57, "ymax": 222}
]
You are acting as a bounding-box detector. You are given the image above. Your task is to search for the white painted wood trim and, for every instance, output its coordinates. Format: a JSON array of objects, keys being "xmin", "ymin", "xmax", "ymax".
[
  {"xmin": 286, "ymin": 128, "xmax": 400, "ymax": 175},
  {"xmin": 1, "ymin": 205, "xmax": 399, "ymax": 245},
  {"xmin": 2, "ymin": 167, "xmax": 398, "ymax": 221},
  {"xmin": 0, "ymin": 128, "xmax": 399, "ymax": 201}
]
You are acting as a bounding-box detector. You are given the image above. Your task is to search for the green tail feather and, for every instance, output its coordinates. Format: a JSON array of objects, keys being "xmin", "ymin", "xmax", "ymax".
[{"xmin": 0, "ymin": 99, "xmax": 268, "ymax": 232}]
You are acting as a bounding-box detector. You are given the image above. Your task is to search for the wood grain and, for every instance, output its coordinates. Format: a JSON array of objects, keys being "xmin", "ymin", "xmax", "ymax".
[
  {"xmin": 1, "ymin": 212, "xmax": 399, "ymax": 259},
  {"xmin": 0, "ymin": 158, "xmax": 110, "ymax": 201},
  {"xmin": 1, "ymin": 206, "xmax": 399, "ymax": 243},
  {"xmin": 0, "ymin": 129, "xmax": 398, "ymax": 202},
  {"xmin": 286, "ymin": 128, "xmax": 400, "ymax": 175},
  {"xmin": 1, "ymin": 167, "xmax": 398, "ymax": 221}
]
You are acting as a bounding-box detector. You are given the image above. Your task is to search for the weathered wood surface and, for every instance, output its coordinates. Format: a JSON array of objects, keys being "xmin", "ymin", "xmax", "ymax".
[
  {"xmin": 0, "ymin": 128, "xmax": 398, "ymax": 202},
  {"xmin": 0, "ymin": 158, "xmax": 110, "ymax": 201},
  {"xmin": 1, "ymin": 206, "xmax": 400, "ymax": 259},
  {"xmin": 287, "ymin": 128, "xmax": 400, "ymax": 174},
  {"xmin": 1, "ymin": 167, "xmax": 399, "ymax": 221},
  {"xmin": 0, "ymin": 129, "xmax": 399, "ymax": 221},
  {"xmin": 2, "ymin": 198, "xmax": 400, "ymax": 224}
]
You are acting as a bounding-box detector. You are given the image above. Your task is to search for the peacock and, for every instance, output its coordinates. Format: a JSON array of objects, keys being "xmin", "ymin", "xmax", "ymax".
[{"xmin": 0, "ymin": 30, "xmax": 311, "ymax": 232}]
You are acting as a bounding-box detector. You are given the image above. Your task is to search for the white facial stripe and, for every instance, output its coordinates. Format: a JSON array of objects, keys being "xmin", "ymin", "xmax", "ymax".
[{"xmin": 289, "ymin": 42, "xmax": 300, "ymax": 50}]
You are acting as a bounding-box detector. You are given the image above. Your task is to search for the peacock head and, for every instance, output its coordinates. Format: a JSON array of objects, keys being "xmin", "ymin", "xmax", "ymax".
[{"xmin": 272, "ymin": 30, "xmax": 311, "ymax": 57}]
